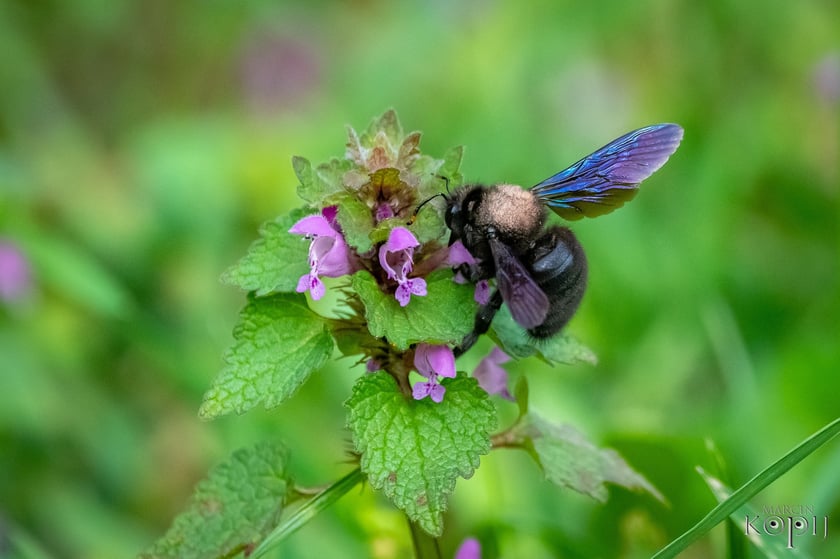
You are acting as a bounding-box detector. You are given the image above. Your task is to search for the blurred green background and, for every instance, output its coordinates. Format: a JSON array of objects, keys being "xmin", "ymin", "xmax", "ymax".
[{"xmin": 1, "ymin": 1, "xmax": 838, "ymax": 557}]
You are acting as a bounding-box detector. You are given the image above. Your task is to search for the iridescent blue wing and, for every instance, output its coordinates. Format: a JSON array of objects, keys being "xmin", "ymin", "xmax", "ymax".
[{"xmin": 530, "ymin": 123, "xmax": 684, "ymax": 220}]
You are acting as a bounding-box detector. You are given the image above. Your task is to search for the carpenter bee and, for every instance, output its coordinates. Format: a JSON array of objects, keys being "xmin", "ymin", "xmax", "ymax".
[{"xmin": 442, "ymin": 123, "xmax": 684, "ymax": 356}]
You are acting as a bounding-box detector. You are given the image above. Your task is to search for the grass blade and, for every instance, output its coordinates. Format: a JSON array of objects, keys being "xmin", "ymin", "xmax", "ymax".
[
  {"xmin": 250, "ymin": 467, "xmax": 365, "ymax": 559},
  {"xmin": 652, "ymin": 417, "xmax": 840, "ymax": 559}
]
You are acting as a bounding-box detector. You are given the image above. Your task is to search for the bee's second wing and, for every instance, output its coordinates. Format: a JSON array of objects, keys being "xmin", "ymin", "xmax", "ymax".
[
  {"xmin": 488, "ymin": 237, "xmax": 549, "ymax": 329},
  {"xmin": 531, "ymin": 123, "xmax": 683, "ymax": 220}
]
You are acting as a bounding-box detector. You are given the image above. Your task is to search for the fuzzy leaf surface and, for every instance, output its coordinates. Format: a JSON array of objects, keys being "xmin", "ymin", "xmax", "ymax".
[
  {"xmin": 294, "ymin": 156, "xmax": 353, "ymax": 206},
  {"xmin": 519, "ymin": 413, "xmax": 662, "ymax": 502},
  {"xmin": 329, "ymin": 192, "xmax": 374, "ymax": 253},
  {"xmin": 221, "ymin": 209, "xmax": 311, "ymax": 296},
  {"xmin": 138, "ymin": 442, "xmax": 291, "ymax": 559},
  {"xmin": 200, "ymin": 294, "xmax": 333, "ymax": 419},
  {"xmin": 491, "ymin": 306, "xmax": 597, "ymax": 365},
  {"xmin": 352, "ymin": 270, "xmax": 477, "ymax": 350},
  {"xmin": 346, "ymin": 373, "xmax": 496, "ymax": 536}
]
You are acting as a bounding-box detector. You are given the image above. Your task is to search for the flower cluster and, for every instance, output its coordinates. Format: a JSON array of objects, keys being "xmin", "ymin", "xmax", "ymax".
[{"xmin": 282, "ymin": 111, "xmax": 518, "ymax": 404}]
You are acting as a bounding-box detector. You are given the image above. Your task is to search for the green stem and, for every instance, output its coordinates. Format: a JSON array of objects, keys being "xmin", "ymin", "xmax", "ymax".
[
  {"xmin": 408, "ymin": 516, "xmax": 442, "ymax": 559},
  {"xmin": 250, "ymin": 467, "xmax": 365, "ymax": 558}
]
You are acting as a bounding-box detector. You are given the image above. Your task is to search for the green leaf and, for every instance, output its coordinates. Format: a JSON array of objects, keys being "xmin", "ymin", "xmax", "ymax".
[
  {"xmin": 362, "ymin": 109, "xmax": 404, "ymax": 148},
  {"xmin": 438, "ymin": 145, "xmax": 464, "ymax": 183},
  {"xmin": 652, "ymin": 416, "xmax": 840, "ymax": 559},
  {"xmin": 346, "ymin": 373, "xmax": 496, "ymax": 536},
  {"xmin": 328, "ymin": 192, "xmax": 374, "ymax": 253},
  {"xmin": 138, "ymin": 442, "xmax": 291, "ymax": 559},
  {"xmin": 352, "ymin": 270, "xmax": 478, "ymax": 350},
  {"xmin": 408, "ymin": 203, "xmax": 446, "ymax": 245},
  {"xmin": 491, "ymin": 306, "xmax": 597, "ymax": 365},
  {"xmin": 518, "ymin": 413, "xmax": 662, "ymax": 502},
  {"xmin": 220, "ymin": 208, "xmax": 311, "ymax": 296},
  {"xmin": 199, "ymin": 294, "xmax": 334, "ymax": 419},
  {"xmin": 294, "ymin": 156, "xmax": 353, "ymax": 206}
]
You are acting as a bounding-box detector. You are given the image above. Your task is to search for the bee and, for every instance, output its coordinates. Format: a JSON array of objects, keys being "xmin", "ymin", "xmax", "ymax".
[{"xmin": 442, "ymin": 124, "xmax": 684, "ymax": 356}]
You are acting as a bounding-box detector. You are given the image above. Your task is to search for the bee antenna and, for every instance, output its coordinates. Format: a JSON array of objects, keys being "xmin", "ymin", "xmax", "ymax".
[
  {"xmin": 433, "ymin": 174, "xmax": 451, "ymax": 194},
  {"xmin": 408, "ymin": 193, "xmax": 444, "ymax": 225}
]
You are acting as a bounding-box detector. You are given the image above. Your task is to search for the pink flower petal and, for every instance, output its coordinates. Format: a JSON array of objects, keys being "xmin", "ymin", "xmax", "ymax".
[
  {"xmin": 474, "ymin": 280, "xmax": 491, "ymax": 305},
  {"xmin": 446, "ymin": 240, "xmax": 477, "ymax": 266},
  {"xmin": 379, "ymin": 244, "xmax": 407, "ymax": 281},
  {"xmin": 411, "ymin": 378, "xmax": 447, "ymax": 403},
  {"xmin": 308, "ymin": 275, "xmax": 325, "ymax": 300},
  {"xmin": 321, "ymin": 205, "xmax": 339, "ymax": 227},
  {"xmin": 375, "ymin": 203, "xmax": 395, "ymax": 221},
  {"xmin": 408, "ymin": 278, "xmax": 427, "ymax": 296},
  {"xmin": 317, "ymin": 234, "xmax": 355, "ymax": 277},
  {"xmin": 428, "ymin": 382, "xmax": 446, "ymax": 403},
  {"xmin": 296, "ymin": 274, "xmax": 311, "ymax": 293},
  {"xmin": 0, "ymin": 241, "xmax": 31, "ymax": 301},
  {"xmin": 455, "ymin": 538, "xmax": 481, "ymax": 559},
  {"xmin": 473, "ymin": 347, "xmax": 513, "ymax": 399},
  {"xmin": 488, "ymin": 346, "xmax": 510, "ymax": 365},
  {"xmin": 395, "ymin": 283, "xmax": 412, "ymax": 307},
  {"xmin": 289, "ymin": 214, "xmax": 337, "ymax": 237},
  {"xmin": 384, "ymin": 226, "xmax": 419, "ymax": 252},
  {"xmin": 415, "ymin": 344, "xmax": 455, "ymax": 379}
]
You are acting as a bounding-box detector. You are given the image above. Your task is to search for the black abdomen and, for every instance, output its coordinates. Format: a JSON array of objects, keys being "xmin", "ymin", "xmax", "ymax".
[{"xmin": 526, "ymin": 226, "xmax": 588, "ymax": 338}]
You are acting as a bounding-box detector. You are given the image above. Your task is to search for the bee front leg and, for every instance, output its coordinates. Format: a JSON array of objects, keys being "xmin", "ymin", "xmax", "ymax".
[{"xmin": 454, "ymin": 289, "xmax": 503, "ymax": 357}]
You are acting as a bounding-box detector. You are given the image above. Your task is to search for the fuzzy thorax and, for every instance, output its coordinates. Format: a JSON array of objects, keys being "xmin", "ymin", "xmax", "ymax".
[{"xmin": 476, "ymin": 184, "xmax": 546, "ymax": 239}]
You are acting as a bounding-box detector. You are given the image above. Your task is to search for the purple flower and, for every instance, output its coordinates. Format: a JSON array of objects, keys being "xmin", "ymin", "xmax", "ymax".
[
  {"xmin": 412, "ymin": 343, "xmax": 456, "ymax": 403},
  {"xmin": 446, "ymin": 241, "xmax": 490, "ymax": 305},
  {"xmin": 473, "ymin": 347, "xmax": 513, "ymax": 400},
  {"xmin": 374, "ymin": 202, "xmax": 395, "ymax": 222},
  {"xmin": 379, "ymin": 227, "xmax": 427, "ymax": 307},
  {"xmin": 0, "ymin": 240, "xmax": 31, "ymax": 302},
  {"xmin": 445, "ymin": 240, "xmax": 476, "ymax": 270},
  {"xmin": 474, "ymin": 280, "xmax": 491, "ymax": 305},
  {"xmin": 455, "ymin": 538, "xmax": 481, "ymax": 559},
  {"xmin": 289, "ymin": 207, "xmax": 355, "ymax": 300}
]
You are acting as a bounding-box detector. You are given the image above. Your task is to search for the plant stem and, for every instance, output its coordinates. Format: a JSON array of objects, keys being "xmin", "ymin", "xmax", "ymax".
[{"xmin": 408, "ymin": 516, "xmax": 442, "ymax": 559}]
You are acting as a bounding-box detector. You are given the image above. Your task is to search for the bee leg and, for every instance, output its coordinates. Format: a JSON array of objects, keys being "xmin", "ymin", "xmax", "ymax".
[{"xmin": 454, "ymin": 289, "xmax": 503, "ymax": 357}]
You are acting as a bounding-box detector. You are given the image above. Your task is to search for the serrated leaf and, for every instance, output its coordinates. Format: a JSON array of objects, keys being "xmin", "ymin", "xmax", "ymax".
[
  {"xmin": 409, "ymin": 203, "xmax": 446, "ymax": 245},
  {"xmin": 520, "ymin": 413, "xmax": 662, "ymax": 502},
  {"xmin": 138, "ymin": 442, "xmax": 291, "ymax": 559},
  {"xmin": 346, "ymin": 372, "xmax": 496, "ymax": 536},
  {"xmin": 411, "ymin": 145, "xmax": 464, "ymax": 200},
  {"xmin": 294, "ymin": 155, "xmax": 353, "ymax": 206},
  {"xmin": 330, "ymin": 192, "xmax": 374, "ymax": 253},
  {"xmin": 439, "ymin": 145, "xmax": 464, "ymax": 182},
  {"xmin": 396, "ymin": 131, "xmax": 422, "ymax": 169},
  {"xmin": 200, "ymin": 294, "xmax": 334, "ymax": 419},
  {"xmin": 490, "ymin": 306, "xmax": 597, "ymax": 365},
  {"xmin": 221, "ymin": 209, "xmax": 311, "ymax": 296},
  {"xmin": 352, "ymin": 270, "xmax": 478, "ymax": 350},
  {"xmin": 363, "ymin": 109, "xmax": 403, "ymax": 147},
  {"xmin": 291, "ymin": 156, "xmax": 314, "ymax": 198}
]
